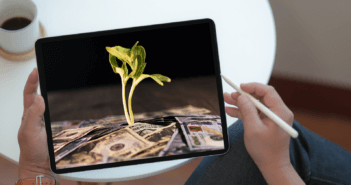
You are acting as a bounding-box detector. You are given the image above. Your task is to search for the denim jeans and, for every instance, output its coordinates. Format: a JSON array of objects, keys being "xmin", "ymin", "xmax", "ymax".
[{"xmin": 185, "ymin": 120, "xmax": 351, "ymax": 185}]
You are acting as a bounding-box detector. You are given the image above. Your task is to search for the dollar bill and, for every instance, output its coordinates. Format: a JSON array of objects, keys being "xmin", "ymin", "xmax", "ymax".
[
  {"xmin": 55, "ymin": 122, "xmax": 130, "ymax": 163},
  {"xmin": 55, "ymin": 117, "xmax": 172, "ymax": 164},
  {"xmin": 56, "ymin": 150, "xmax": 103, "ymax": 169},
  {"xmin": 175, "ymin": 115, "xmax": 224, "ymax": 151},
  {"xmin": 89, "ymin": 127, "xmax": 153, "ymax": 159},
  {"xmin": 55, "ymin": 136, "xmax": 92, "ymax": 162},
  {"xmin": 124, "ymin": 123, "xmax": 177, "ymax": 157},
  {"xmin": 142, "ymin": 122, "xmax": 177, "ymax": 142},
  {"xmin": 158, "ymin": 129, "xmax": 191, "ymax": 156},
  {"xmin": 87, "ymin": 121, "xmax": 128, "ymax": 140},
  {"xmin": 102, "ymin": 155, "xmax": 129, "ymax": 164},
  {"xmin": 124, "ymin": 115, "xmax": 177, "ymax": 137},
  {"xmin": 53, "ymin": 125, "xmax": 98, "ymax": 153},
  {"xmin": 101, "ymin": 121, "xmax": 177, "ymax": 160},
  {"xmin": 125, "ymin": 122, "xmax": 165, "ymax": 137},
  {"xmin": 56, "ymin": 127, "xmax": 151, "ymax": 168},
  {"xmin": 163, "ymin": 105, "xmax": 211, "ymax": 115},
  {"xmin": 56, "ymin": 163, "xmax": 91, "ymax": 169},
  {"xmin": 131, "ymin": 140, "xmax": 169, "ymax": 158}
]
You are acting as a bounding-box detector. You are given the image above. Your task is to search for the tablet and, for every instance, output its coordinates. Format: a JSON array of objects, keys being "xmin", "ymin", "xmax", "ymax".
[{"xmin": 35, "ymin": 18, "xmax": 229, "ymax": 174}]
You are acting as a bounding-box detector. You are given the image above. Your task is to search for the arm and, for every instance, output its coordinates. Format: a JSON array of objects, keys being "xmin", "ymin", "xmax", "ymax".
[
  {"xmin": 223, "ymin": 83, "xmax": 305, "ymax": 185},
  {"xmin": 259, "ymin": 162, "xmax": 305, "ymax": 185}
]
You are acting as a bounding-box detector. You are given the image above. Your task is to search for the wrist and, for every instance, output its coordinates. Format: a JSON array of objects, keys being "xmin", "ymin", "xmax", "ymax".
[
  {"xmin": 257, "ymin": 160, "xmax": 292, "ymax": 173},
  {"xmin": 18, "ymin": 165, "xmax": 55, "ymax": 181},
  {"xmin": 16, "ymin": 175, "xmax": 59, "ymax": 185},
  {"xmin": 258, "ymin": 162, "xmax": 305, "ymax": 185}
]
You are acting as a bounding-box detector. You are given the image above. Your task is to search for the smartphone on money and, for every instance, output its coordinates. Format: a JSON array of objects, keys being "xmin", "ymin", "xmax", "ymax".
[{"xmin": 35, "ymin": 18, "xmax": 230, "ymax": 174}]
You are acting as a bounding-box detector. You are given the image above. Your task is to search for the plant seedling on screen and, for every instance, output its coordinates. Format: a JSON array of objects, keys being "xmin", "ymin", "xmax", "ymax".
[{"xmin": 106, "ymin": 41, "xmax": 171, "ymax": 125}]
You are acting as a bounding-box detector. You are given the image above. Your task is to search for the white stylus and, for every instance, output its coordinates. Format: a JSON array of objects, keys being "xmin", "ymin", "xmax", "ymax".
[{"xmin": 220, "ymin": 74, "xmax": 299, "ymax": 138}]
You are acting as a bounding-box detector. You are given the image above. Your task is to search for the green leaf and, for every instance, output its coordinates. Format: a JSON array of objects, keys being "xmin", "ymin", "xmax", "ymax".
[
  {"xmin": 132, "ymin": 45, "xmax": 146, "ymax": 63},
  {"xmin": 121, "ymin": 62, "xmax": 128, "ymax": 80},
  {"xmin": 129, "ymin": 42, "xmax": 144, "ymax": 71},
  {"xmin": 109, "ymin": 54, "xmax": 119, "ymax": 73},
  {"xmin": 106, "ymin": 46, "xmax": 132, "ymax": 67},
  {"xmin": 115, "ymin": 46, "xmax": 130, "ymax": 54},
  {"xmin": 134, "ymin": 55, "xmax": 147, "ymax": 79},
  {"xmin": 149, "ymin": 74, "xmax": 164, "ymax": 86},
  {"xmin": 136, "ymin": 74, "xmax": 171, "ymax": 86},
  {"xmin": 108, "ymin": 52, "xmax": 128, "ymax": 80},
  {"xmin": 152, "ymin": 74, "xmax": 171, "ymax": 83},
  {"xmin": 128, "ymin": 58, "xmax": 137, "ymax": 78},
  {"xmin": 130, "ymin": 41, "xmax": 139, "ymax": 53}
]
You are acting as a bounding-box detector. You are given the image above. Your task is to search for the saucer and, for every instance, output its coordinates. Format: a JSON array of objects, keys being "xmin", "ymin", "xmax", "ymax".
[{"xmin": 0, "ymin": 21, "xmax": 46, "ymax": 61}]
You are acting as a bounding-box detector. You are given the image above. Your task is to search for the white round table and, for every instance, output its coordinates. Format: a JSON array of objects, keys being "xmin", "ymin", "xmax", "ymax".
[{"xmin": 0, "ymin": 0, "xmax": 276, "ymax": 182}]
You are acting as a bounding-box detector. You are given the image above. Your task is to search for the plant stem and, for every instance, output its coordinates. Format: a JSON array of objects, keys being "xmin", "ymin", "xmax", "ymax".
[
  {"xmin": 128, "ymin": 80, "xmax": 138, "ymax": 124},
  {"xmin": 122, "ymin": 79, "xmax": 132, "ymax": 125}
]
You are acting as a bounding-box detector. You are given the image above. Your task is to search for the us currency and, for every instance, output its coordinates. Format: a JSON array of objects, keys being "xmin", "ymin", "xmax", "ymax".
[
  {"xmin": 126, "ymin": 123, "xmax": 177, "ymax": 157},
  {"xmin": 86, "ymin": 122, "xmax": 128, "ymax": 140},
  {"xmin": 54, "ymin": 105, "xmax": 213, "ymax": 167},
  {"xmin": 125, "ymin": 122, "xmax": 165, "ymax": 137},
  {"xmin": 56, "ymin": 162, "xmax": 91, "ymax": 169},
  {"xmin": 131, "ymin": 140, "xmax": 169, "ymax": 158},
  {"xmin": 55, "ymin": 136, "xmax": 92, "ymax": 162},
  {"xmin": 56, "ymin": 150, "xmax": 103, "ymax": 169},
  {"xmin": 102, "ymin": 155, "xmax": 129, "ymax": 164},
  {"xmin": 89, "ymin": 127, "xmax": 153, "ymax": 159},
  {"xmin": 158, "ymin": 129, "xmax": 191, "ymax": 156},
  {"xmin": 54, "ymin": 125, "xmax": 121, "ymax": 163},
  {"xmin": 53, "ymin": 125, "xmax": 98, "ymax": 153},
  {"xmin": 125, "ymin": 116, "xmax": 176, "ymax": 138},
  {"xmin": 143, "ymin": 122, "xmax": 177, "ymax": 142},
  {"xmin": 175, "ymin": 115, "xmax": 224, "ymax": 151},
  {"xmin": 103, "ymin": 140, "xmax": 170, "ymax": 161},
  {"xmin": 55, "ymin": 119, "xmax": 128, "ymax": 157},
  {"xmin": 54, "ymin": 117, "xmax": 167, "ymax": 162},
  {"xmin": 55, "ymin": 127, "xmax": 150, "ymax": 168},
  {"xmin": 100, "ymin": 121, "xmax": 177, "ymax": 160},
  {"xmin": 163, "ymin": 105, "xmax": 211, "ymax": 115}
]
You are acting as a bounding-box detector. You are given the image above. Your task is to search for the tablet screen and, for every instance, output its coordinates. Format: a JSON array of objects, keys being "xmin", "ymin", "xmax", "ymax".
[{"xmin": 35, "ymin": 19, "xmax": 229, "ymax": 174}]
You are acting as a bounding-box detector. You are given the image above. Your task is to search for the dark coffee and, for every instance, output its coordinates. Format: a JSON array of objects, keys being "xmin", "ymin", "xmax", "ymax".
[{"xmin": 1, "ymin": 17, "xmax": 32, "ymax": 31}]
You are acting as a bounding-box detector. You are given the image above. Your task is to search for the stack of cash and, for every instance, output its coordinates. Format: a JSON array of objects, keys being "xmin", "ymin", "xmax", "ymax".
[
  {"xmin": 52, "ymin": 105, "xmax": 224, "ymax": 169},
  {"xmin": 176, "ymin": 115, "xmax": 224, "ymax": 151}
]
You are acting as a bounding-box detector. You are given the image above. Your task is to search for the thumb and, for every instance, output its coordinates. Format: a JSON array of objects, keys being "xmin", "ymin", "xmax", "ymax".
[
  {"xmin": 22, "ymin": 94, "xmax": 45, "ymax": 130},
  {"xmin": 237, "ymin": 95, "xmax": 263, "ymax": 132}
]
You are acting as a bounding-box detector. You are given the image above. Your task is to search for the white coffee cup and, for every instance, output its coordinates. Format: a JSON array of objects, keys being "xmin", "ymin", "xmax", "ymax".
[{"xmin": 0, "ymin": 0, "xmax": 40, "ymax": 54}]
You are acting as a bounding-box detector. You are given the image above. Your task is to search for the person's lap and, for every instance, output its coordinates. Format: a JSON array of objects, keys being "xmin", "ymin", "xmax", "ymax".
[{"xmin": 185, "ymin": 120, "xmax": 351, "ymax": 185}]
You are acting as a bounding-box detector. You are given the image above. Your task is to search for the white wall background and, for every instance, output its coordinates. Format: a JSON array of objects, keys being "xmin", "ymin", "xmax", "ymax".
[{"xmin": 269, "ymin": 0, "xmax": 351, "ymax": 89}]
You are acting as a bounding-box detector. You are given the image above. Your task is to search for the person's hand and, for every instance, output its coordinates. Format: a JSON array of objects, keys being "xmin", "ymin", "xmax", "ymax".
[
  {"xmin": 224, "ymin": 83, "xmax": 304, "ymax": 184},
  {"xmin": 17, "ymin": 68, "xmax": 55, "ymax": 180}
]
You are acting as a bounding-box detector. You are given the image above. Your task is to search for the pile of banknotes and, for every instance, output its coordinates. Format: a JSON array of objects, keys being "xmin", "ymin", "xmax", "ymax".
[{"xmin": 52, "ymin": 105, "xmax": 225, "ymax": 169}]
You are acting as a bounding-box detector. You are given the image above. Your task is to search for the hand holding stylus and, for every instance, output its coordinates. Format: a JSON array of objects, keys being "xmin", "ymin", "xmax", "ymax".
[
  {"xmin": 221, "ymin": 74, "xmax": 298, "ymax": 138},
  {"xmin": 222, "ymin": 79, "xmax": 299, "ymax": 182}
]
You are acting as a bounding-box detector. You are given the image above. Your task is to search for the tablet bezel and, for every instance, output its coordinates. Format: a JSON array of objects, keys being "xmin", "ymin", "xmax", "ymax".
[{"xmin": 35, "ymin": 18, "xmax": 229, "ymax": 174}]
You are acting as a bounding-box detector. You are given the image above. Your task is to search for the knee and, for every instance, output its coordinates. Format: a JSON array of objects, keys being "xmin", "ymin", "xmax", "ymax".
[{"xmin": 227, "ymin": 120, "xmax": 244, "ymax": 145}]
